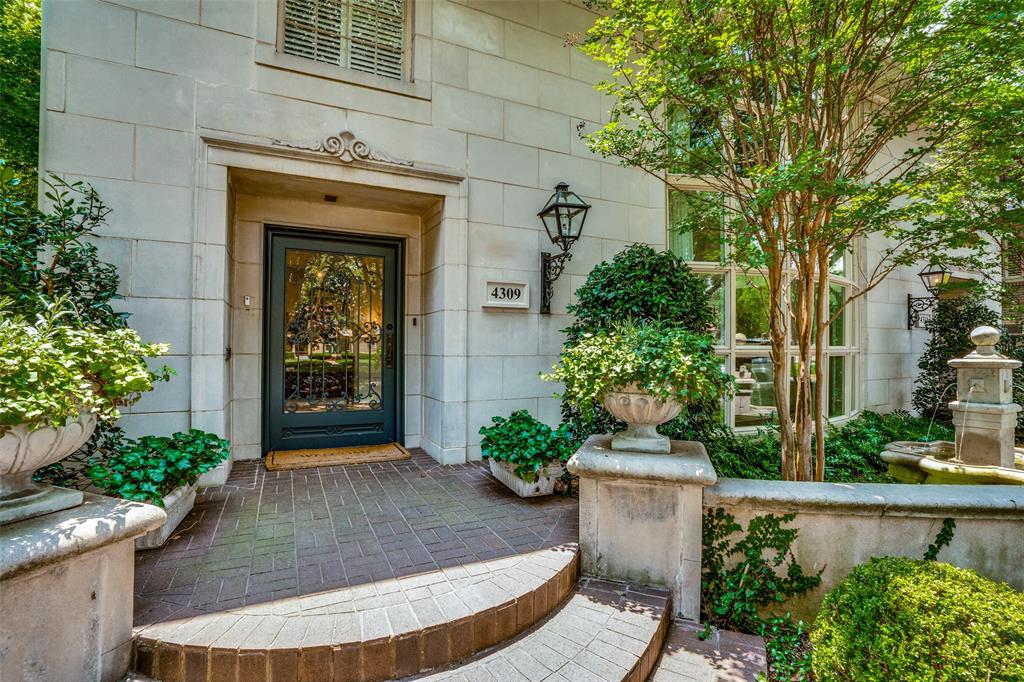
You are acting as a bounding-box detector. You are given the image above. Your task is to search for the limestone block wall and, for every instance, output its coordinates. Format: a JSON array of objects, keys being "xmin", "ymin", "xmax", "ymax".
[
  {"xmin": 704, "ymin": 479, "xmax": 1024, "ymax": 622},
  {"xmin": 39, "ymin": 0, "xmax": 926, "ymax": 461}
]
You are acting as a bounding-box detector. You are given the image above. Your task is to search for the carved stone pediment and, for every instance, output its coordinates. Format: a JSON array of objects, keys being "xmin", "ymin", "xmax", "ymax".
[{"xmin": 273, "ymin": 129, "xmax": 413, "ymax": 167}]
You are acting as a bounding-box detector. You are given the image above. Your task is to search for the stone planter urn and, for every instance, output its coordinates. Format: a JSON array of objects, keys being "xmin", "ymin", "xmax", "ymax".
[
  {"xmin": 488, "ymin": 459, "xmax": 564, "ymax": 498},
  {"xmin": 602, "ymin": 384, "xmax": 682, "ymax": 453},
  {"xmin": 135, "ymin": 482, "xmax": 199, "ymax": 550},
  {"xmin": 0, "ymin": 409, "xmax": 96, "ymax": 525}
]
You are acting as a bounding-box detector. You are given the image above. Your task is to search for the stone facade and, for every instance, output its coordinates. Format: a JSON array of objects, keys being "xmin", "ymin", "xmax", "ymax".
[{"xmin": 40, "ymin": 0, "xmax": 933, "ymax": 465}]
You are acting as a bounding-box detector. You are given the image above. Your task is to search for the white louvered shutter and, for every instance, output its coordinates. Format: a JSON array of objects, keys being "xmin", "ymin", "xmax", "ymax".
[{"xmin": 282, "ymin": 0, "xmax": 406, "ymax": 80}]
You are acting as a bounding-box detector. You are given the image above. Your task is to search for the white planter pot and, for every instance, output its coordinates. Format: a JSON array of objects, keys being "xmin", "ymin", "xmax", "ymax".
[
  {"xmin": 602, "ymin": 384, "xmax": 681, "ymax": 454},
  {"xmin": 135, "ymin": 482, "xmax": 198, "ymax": 550},
  {"xmin": 0, "ymin": 410, "xmax": 96, "ymax": 525},
  {"xmin": 488, "ymin": 459, "xmax": 564, "ymax": 498}
]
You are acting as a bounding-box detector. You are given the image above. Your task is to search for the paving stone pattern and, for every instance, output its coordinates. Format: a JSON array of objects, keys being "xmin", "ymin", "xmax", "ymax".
[
  {"xmin": 131, "ymin": 451, "xmax": 580, "ymax": 681},
  {"xmin": 408, "ymin": 578, "xmax": 671, "ymax": 682},
  {"xmin": 650, "ymin": 621, "xmax": 768, "ymax": 682}
]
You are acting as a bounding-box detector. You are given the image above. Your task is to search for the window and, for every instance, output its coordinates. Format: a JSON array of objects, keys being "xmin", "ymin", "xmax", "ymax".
[
  {"xmin": 667, "ymin": 186, "xmax": 860, "ymax": 429},
  {"xmin": 1004, "ymin": 240, "xmax": 1024, "ymax": 335},
  {"xmin": 282, "ymin": 0, "xmax": 407, "ymax": 80}
]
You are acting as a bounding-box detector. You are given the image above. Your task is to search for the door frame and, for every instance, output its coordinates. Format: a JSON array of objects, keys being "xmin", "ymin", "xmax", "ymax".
[{"xmin": 261, "ymin": 224, "xmax": 405, "ymax": 455}]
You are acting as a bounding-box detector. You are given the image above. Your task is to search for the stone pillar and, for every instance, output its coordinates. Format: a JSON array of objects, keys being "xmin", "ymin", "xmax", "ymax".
[
  {"xmin": 0, "ymin": 494, "xmax": 165, "ymax": 682},
  {"xmin": 567, "ymin": 435, "xmax": 717, "ymax": 621},
  {"xmin": 947, "ymin": 326, "xmax": 1021, "ymax": 468}
]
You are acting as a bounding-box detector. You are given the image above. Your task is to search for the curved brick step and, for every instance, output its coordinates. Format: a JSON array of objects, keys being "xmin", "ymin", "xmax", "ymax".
[
  {"xmin": 649, "ymin": 620, "xmax": 768, "ymax": 682},
  {"xmin": 405, "ymin": 578, "xmax": 671, "ymax": 682},
  {"xmin": 131, "ymin": 543, "xmax": 578, "ymax": 682}
]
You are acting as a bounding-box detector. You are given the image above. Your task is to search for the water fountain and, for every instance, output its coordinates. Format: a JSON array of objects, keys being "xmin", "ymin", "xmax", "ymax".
[{"xmin": 883, "ymin": 326, "xmax": 1024, "ymax": 484}]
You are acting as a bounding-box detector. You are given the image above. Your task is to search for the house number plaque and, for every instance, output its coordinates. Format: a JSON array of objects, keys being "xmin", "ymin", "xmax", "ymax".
[{"xmin": 483, "ymin": 280, "xmax": 529, "ymax": 309}]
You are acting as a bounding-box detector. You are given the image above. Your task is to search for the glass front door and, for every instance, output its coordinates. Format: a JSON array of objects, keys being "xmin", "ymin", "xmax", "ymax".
[{"xmin": 266, "ymin": 229, "xmax": 401, "ymax": 452}]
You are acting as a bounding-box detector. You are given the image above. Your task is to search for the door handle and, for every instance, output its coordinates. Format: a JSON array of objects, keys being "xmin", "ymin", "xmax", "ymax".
[{"xmin": 384, "ymin": 331, "xmax": 395, "ymax": 369}]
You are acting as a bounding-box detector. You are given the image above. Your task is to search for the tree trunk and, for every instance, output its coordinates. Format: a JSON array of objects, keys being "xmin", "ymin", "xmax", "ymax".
[
  {"xmin": 767, "ymin": 259, "xmax": 796, "ymax": 480},
  {"xmin": 814, "ymin": 252, "xmax": 829, "ymax": 482}
]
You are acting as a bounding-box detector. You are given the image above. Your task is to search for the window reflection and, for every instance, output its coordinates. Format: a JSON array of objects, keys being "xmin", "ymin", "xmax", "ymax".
[
  {"xmin": 283, "ymin": 249, "xmax": 384, "ymax": 413},
  {"xmin": 734, "ymin": 356, "xmax": 777, "ymax": 427},
  {"xmin": 735, "ymin": 275, "xmax": 771, "ymax": 344}
]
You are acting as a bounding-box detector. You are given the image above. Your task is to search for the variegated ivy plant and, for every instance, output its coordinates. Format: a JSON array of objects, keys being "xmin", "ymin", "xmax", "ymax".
[
  {"xmin": 0, "ymin": 299, "xmax": 172, "ymax": 432},
  {"xmin": 544, "ymin": 321, "xmax": 732, "ymax": 420}
]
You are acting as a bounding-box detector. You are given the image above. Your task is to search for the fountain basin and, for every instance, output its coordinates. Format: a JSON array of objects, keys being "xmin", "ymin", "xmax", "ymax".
[{"xmin": 881, "ymin": 441, "xmax": 1024, "ymax": 485}]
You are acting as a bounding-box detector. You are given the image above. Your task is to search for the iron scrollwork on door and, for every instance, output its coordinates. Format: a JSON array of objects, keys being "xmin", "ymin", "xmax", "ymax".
[{"xmin": 283, "ymin": 250, "xmax": 385, "ymax": 413}]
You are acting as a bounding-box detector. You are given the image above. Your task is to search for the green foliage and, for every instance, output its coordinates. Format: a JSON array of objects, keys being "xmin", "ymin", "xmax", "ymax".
[
  {"xmin": 545, "ymin": 321, "xmax": 732, "ymax": 420},
  {"xmin": 811, "ymin": 557, "xmax": 1024, "ymax": 681},
  {"xmin": 706, "ymin": 411, "xmax": 953, "ymax": 483},
  {"xmin": 702, "ymin": 508, "xmax": 820, "ymax": 680},
  {"xmin": 34, "ymin": 424, "xmax": 129, "ymax": 489},
  {"xmin": 580, "ymin": 0, "xmax": 1024, "ymax": 479},
  {"xmin": 2, "ymin": 171, "xmax": 126, "ymax": 327},
  {"xmin": 559, "ymin": 244, "xmax": 723, "ymax": 444},
  {"xmin": 564, "ymin": 243, "xmax": 716, "ymax": 343},
  {"xmin": 87, "ymin": 430, "xmax": 230, "ymax": 505},
  {"xmin": 0, "ymin": 302, "xmax": 171, "ymax": 431},
  {"xmin": 913, "ymin": 296, "xmax": 1024, "ymax": 431},
  {"xmin": 478, "ymin": 410, "xmax": 578, "ymax": 482},
  {"xmin": 924, "ymin": 519, "xmax": 957, "ymax": 562},
  {"xmin": 0, "ymin": 0, "xmax": 40, "ymax": 205}
]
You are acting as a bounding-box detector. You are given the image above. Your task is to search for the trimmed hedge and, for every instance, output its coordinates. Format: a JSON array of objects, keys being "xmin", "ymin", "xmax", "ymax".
[{"xmin": 812, "ymin": 557, "xmax": 1024, "ymax": 681}]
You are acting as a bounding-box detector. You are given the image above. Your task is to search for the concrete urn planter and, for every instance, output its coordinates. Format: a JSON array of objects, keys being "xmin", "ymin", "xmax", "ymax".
[
  {"xmin": 602, "ymin": 384, "xmax": 682, "ymax": 454},
  {"xmin": 135, "ymin": 482, "xmax": 199, "ymax": 550},
  {"xmin": 488, "ymin": 459, "xmax": 565, "ymax": 498},
  {"xmin": 0, "ymin": 409, "xmax": 96, "ymax": 525}
]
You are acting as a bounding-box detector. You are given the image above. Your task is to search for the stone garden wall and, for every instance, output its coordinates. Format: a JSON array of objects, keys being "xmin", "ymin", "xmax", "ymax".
[{"xmin": 704, "ymin": 479, "xmax": 1024, "ymax": 622}]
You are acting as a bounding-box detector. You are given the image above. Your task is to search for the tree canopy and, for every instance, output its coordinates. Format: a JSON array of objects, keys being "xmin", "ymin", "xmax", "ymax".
[
  {"xmin": 581, "ymin": 0, "xmax": 1024, "ymax": 479},
  {"xmin": 0, "ymin": 0, "xmax": 41, "ymax": 205}
]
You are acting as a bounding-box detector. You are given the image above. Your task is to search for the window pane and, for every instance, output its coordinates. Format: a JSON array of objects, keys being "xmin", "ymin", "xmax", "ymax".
[
  {"xmin": 828, "ymin": 355, "xmax": 846, "ymax": 417},
  {"xmin": 789, "ymin": 356, "xmax": 819, "ymax": 419},
  {"xmin": 703, "ymin": 273, "xmax": 728, "ymax": 345},
  {"xmin": 829, "ymin": 284, "xmax": 846, "ymax": 346},
  {"xmin": 734, "ymin": 356, "xmax": 777, "ymax": 427},
  {"xmin": 829, "ymin": 250, "xmax": 849, "ymax": 277},
  {"xmin": 667, "ymin": 106, "xmax": 719, "ymax": 175},
  {"xmin": 735, "ymin": 275, "xmax": 771, "ymax": 344},
  {"xmin": 668, "ymin": 190, "xmax": 723, "ymax": 263}
]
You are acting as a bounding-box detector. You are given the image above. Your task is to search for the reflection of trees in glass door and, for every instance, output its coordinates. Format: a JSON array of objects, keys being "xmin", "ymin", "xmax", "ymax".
[
  {"xmin": 283, "ymin": 250, "xmax": 384, "ymax": 413},
  {"xmin": 266, "ymin": 229, "xmax": 401, "ymax": 453}
]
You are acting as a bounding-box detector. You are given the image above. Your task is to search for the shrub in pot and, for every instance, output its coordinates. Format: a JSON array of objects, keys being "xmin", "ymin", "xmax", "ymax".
[
  {"xmin": 812, "ymin": 556, "xmax": 1024, "ymax": 681},
  {"xmin": 479, "ymin": 410, "xmax": 577, "ymax": 497},
  {"xmin": 559, "ymin": 244, "xmax": 723, "ymax": 445},
  {"xmin": 0, "ymin": 303, "xmax": 170, "ymax": 524},
  {"xmin": 545, "ymin": 322, "xmax": 732, "ymax": 452},
  {"xmin": 88, "ymin": 429, "xmax": 230, "ymax": 548}
]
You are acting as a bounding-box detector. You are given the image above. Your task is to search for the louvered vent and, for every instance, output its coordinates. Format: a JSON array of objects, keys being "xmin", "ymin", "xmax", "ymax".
[{"xmin": 282, "ymin": 0, "xmax": 405, "ymax": 80}]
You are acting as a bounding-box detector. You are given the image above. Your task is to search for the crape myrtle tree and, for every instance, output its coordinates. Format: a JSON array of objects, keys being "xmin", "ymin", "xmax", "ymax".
[{"xmin": 579, "ymin": 0, "xmax": 1024, "ymax": 480}]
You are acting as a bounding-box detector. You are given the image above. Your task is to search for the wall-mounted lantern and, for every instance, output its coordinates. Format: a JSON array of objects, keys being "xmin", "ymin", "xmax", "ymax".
[
  {"xmin": 538, "ymin": 182, "xmax": 591, "ymax": 314},
  {"xmin": 908, "ymin": 263, "xmax": 952, "ymax": 328}
]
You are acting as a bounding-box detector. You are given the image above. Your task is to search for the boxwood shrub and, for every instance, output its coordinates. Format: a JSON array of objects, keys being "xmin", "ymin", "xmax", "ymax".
[{"xmin": 812, "ymin": 557, "xmax": 1024, "ymax": 681}]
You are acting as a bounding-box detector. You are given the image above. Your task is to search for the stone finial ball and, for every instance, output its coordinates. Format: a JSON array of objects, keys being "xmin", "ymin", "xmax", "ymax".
[{"xmin": 971, "ymin": 325, "xmax": 1000, "ymax": 347}]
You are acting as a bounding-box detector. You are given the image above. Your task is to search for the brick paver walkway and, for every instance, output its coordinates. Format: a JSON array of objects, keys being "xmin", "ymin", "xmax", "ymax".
[{"xmin": 135, "ymin": 451, "xmax": 578, "ymax": 628}]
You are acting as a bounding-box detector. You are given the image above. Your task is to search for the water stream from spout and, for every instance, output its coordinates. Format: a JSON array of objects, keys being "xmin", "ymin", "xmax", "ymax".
[
  {"xmin": 953, "ymin": 384, "xmax": 980, "ymax": 461},
  {"xmin": 926, "ymin": 382, "xmax": 959, "ymax": 443}
]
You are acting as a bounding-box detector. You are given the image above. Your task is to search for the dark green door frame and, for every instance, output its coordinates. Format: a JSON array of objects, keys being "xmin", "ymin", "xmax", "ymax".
[{"xmin": 263, "ymin": 225, "xmax": 404, "ymax": 453}]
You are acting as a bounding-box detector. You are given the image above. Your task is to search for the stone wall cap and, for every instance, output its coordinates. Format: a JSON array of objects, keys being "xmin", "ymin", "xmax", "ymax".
[
  {"xmin": 705, "ymin": 479, "xmax": 1024, "ymax": 519},
  {"xmin": 1, "ymin": 493, "xmax": 167, "ymax": 581},
  {"xmin": 948, "ymin": 357, "xmax": 1022, "ymax": 369},
  {"xmin": 567, "ymin": 435, "xmax": 718, "ymax": 486}
]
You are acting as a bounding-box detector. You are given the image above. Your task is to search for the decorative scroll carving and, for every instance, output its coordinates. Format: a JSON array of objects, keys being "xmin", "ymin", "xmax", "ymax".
[{"xmin": 273, "ymin": 129, "xmax": 413, "ymax": 167}]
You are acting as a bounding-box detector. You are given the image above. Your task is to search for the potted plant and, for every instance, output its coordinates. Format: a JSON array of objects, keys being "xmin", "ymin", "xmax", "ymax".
[
  {"xmin": 544, "ymin": 322, "xmax": 732, "ymax": 453},
  {"xmin": 87, "ymin": 429, "xmax": 230, "ymax": 549},
  {"xmin": 479, "ymin": 410, "xmax": 577, "ymax": 497},
  {"xmin": 0, "ymin": 303, "xmax": 170, "ymax": 524}
]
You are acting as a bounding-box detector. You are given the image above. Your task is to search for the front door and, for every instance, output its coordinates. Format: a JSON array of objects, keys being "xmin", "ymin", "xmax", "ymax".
[{"xmin": 265, "ymin": 228, "xmax": 402, "ymax": 453}]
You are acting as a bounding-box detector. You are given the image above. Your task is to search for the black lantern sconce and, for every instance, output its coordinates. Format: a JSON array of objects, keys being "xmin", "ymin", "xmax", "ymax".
[
  {"xmin": 907, "ymin": 263, "xmax": 952, "ymax": 328},
  {"xmin": 538, "ymin": 182, "xmax": 591, "ymax": 314}
]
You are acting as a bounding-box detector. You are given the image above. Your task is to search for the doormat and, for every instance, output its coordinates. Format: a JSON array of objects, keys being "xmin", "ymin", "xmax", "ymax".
[{"xmin": 265, "ymin": 442, "xmax": 411, "ymax": 471}]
